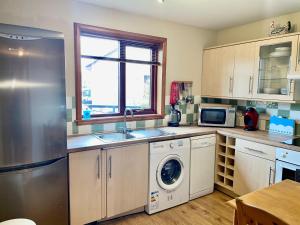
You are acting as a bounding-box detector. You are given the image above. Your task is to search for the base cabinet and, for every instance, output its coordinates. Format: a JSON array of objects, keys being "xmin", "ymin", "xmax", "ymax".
[
  {"xmin": 233, "ymin": 151, "xmax": 275, "ymax": 195},
  {"xmin": 69, "ymin": 149, "xmax": 105, "ymax": 225},
  {"xmin": 69, "ymin": 143, "xmax": 149, "ymax": 225},
  {"xmin": 233, "ymin": 139, "xmax": 276, "ymax": 196},
  {"xmin": 106, "ymin": 143, "xmax": 149, "ymax": 218}
]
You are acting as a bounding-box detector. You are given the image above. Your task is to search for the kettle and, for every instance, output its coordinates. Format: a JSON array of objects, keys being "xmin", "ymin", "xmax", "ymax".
[{"xmin": 168, "ymin": 106, "xmax": 181, "ymax": 127}]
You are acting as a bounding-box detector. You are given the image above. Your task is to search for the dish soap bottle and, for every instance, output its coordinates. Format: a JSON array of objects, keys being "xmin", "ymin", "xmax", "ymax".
[{"xmin": 83, "ymin": 106, "xmax": 91, "ymax": 119}]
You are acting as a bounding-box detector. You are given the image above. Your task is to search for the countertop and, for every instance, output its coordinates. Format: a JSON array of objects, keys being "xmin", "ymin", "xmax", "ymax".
[
  {"xmin": 67, "ymin": 126, "xmax": 216, "ymax": 153},
  {"xmin": 67, "ymin": 126, "xmax": 300, "ymax": 153}
]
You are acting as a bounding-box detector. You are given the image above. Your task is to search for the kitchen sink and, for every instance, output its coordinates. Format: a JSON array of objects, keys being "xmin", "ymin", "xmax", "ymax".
[
  {"xmin": 129, "ymin": 128, "xmax": 175, "ymax": 138},
  {"xmin": 97, "ymin": 132, "xmax": 136, "ymax": 142},
  {"xmin": 96, "ymin": 128, "xmax": 175, "ymax": 142}
]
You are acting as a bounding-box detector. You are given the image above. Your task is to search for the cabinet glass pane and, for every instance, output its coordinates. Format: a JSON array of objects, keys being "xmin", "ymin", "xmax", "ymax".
[{"xmin": 257, "ymin": 42, "xmax": 291, "ymax": 95}]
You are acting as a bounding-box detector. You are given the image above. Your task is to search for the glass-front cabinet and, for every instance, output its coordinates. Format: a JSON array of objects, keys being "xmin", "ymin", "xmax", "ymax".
[{"xmin": 253, "ymin": 35, "xmax": 299, "ymax": 101}]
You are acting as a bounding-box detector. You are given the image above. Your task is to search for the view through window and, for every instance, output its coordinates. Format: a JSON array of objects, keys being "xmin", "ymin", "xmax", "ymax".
[
  {"xmin": 80, "ymin": 35, "xmax": 157, "ymax": 117},
  {"xmin": 74, "ymin": 23, "xmax": 167, "ymax": 123}
]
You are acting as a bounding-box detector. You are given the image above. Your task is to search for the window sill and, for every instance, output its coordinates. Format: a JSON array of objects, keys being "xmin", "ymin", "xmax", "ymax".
[{"xmin": 76, "ymin": 114, "xmax": 165, "ymax": 125}]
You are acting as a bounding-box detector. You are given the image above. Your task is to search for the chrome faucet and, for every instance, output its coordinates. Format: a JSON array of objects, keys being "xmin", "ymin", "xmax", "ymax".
[{"xmin": 123, "ymin": 108, "xmax": 134, "ymax": 134}]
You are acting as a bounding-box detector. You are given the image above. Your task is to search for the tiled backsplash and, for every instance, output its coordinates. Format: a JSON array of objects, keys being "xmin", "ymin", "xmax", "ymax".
[
  {"xmin": 66, "ymin": 95, "xmax": 202, "ymax": 136},
  {"xmin": 202, "ymin": 98, "xmax": 300, "ymax": 135},
  {"xmin": 67, "ymin": 95, "xmax": 300, "ymax": 136}
]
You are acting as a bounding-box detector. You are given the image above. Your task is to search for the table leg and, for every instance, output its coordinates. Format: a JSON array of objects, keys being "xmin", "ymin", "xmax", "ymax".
[{"xmin": 233, "ymin": 210, "xmax": 238, "ymax": 225}]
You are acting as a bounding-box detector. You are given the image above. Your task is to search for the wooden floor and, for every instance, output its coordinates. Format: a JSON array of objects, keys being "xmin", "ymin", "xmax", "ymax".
[{"xmin": 100, "ymin": 191, "xmax": 234, "ymax": 225}]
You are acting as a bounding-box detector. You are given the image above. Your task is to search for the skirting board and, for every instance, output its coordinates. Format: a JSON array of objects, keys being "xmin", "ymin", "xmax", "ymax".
[
  {"xmin": 99, "ymin": 206, "xmax": 145, "ymax": 222},
  {"xmin": 190, "ymin": 187, "xmax": 214, "ymax": 200}
]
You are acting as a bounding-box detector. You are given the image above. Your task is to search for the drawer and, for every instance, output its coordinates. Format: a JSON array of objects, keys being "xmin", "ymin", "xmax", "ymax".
[
  {"xmin": 236, "ymin": 138, "xmax": 275, "ymax": 161},
  {"xmin": 191, "ymin": 134, "xmax": 216, "ymax": 148}
]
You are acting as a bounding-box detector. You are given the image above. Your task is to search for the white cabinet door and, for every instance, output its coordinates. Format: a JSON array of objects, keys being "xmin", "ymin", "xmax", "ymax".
[
  {"xmin": 190, "ymin": 143, "xmax": 215, "ymax": 198},
  {"xmin": 217, "ymin": 46, "xmax": 235, "ymax": 97},
  {"xmin": 69, "ymin": 149, "xmax": 104, "ymax": 225},
  {"xmin": 201, "ymin": 48, "xmax": 218, "ymax": 97},
  {"xmin": 106, "ymin": 143, "xmax": 149, "ymax": 218},
  {"xmin": 233, "ymin": 43, "xmax": 256, "ymax": 99},
  {"xmin": 252, "ymin": 35, "xmax": 299, "ymax": 101},
  {"xmin": 233, "ymin": 150, "xmax": 275, "ymax": 196},
  {"xmin": 201, "ymin": 46, "xmax": 235, "ymax": 98}
]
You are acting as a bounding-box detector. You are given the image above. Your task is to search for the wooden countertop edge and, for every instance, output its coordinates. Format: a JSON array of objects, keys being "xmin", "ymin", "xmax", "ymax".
[{"xmin": 226, "ymin": 180, "xmax": 300, "ymax": 210}]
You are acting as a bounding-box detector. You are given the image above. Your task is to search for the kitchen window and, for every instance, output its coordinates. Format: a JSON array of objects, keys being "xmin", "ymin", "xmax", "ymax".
[{"xmin": 74, "ymin": 23, "xmax": 167, "ymax": 124}]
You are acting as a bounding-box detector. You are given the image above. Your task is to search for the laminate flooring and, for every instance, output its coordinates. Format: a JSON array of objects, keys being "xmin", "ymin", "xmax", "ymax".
[{"xmin": 100, "ymin": 191, "xmax": 234, "ymax": 225}]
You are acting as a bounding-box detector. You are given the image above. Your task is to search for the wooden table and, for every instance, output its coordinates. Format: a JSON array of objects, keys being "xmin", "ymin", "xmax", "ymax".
[{"xmin": 227, "ymin": 180, "xmax": 300, "ymax": 225}]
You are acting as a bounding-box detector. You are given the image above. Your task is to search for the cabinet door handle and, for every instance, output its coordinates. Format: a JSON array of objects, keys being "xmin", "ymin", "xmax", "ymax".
[
  {"xmin": 251, "ymin": 76, "xmax": 254, "ymax": 94},
  {"xmin": 97, "ymin": 155, "xmax": 100, "ymax": 179},
  {"xmin": 272, "ymin": 167, "xmax": 275, "ymax": 184},
  {"xmin": 268, "ymin": 166, "xmax": 272, "ymax": 186},
  {"xmin": 245, "ymin": 147, "xmax": 265, "ymax": 154},
  {"xmin": 248, "ymin": 76, "xmax": 252, "ymax": 94},
  {"xmin": 108, "ymin": 155, "xmax": 112, "ymax": 179},
  {"xmin": 229, "ymin": 77, "xmax": 234, "ymax": 93},
  {"xmin": 289, "ymin": 80, "xmax": 294, "ymax": 95},
  {"xmin": 248, "ymin": 76, "xmax": 253, "ymax": 94}
]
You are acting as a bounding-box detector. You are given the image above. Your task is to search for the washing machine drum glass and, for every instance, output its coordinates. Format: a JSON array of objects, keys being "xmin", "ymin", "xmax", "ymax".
[{"xmin": 157, "ymin": 155, "xmax": 184, "ymax": 191}]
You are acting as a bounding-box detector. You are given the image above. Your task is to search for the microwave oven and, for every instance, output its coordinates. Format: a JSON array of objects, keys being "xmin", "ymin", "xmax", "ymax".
[{"xmin": 198, "ymin": 104, "xmax": 236, "ymax": 127}]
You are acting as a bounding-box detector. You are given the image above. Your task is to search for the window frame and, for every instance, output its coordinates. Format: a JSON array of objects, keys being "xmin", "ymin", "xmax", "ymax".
[{"xmin": 74, "ymin": 23, "xmax": 167, "ymax": 125}]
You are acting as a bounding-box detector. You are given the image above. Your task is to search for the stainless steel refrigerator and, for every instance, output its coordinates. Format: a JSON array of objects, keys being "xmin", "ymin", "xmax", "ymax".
[{"xmin": 0, "ymin": 24, "xmax": 68, "ymax": 225}]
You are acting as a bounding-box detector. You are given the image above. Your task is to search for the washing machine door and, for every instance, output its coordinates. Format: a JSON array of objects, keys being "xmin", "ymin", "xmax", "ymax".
[{"xmin": 156, "ymin": 154, "xmax": 184, "ymax": 191}]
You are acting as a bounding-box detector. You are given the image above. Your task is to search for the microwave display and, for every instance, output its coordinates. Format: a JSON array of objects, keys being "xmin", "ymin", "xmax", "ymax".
[{"xmin": 201, "ymin": 109, "xmax": 226, "ymax": 124}]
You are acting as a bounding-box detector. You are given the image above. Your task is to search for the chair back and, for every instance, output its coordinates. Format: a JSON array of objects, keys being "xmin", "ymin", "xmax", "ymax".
[{"xmin": 236, "ymin": 198, "xmax": 289, "ymax": 225}]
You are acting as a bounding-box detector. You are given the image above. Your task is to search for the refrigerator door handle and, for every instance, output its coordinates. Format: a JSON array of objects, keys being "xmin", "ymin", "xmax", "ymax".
[{"xmin": 0, "ymin": 157, "xmax": 64, "ymax": 173}]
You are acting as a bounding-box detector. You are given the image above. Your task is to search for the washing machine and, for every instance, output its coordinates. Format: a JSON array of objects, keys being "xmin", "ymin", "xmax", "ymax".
[{"xmin": 146, "ymin": 138, "xmax": 190, "ymax": 214}]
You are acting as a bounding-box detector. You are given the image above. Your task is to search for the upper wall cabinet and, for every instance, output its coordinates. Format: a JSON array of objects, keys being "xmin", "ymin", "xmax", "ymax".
[
  {"xmin": 252, "ymin": 35, "xmax": 299, "ymax": 101},
  {"xmin": 201, "ymin": 33, "xmax": 300, "ymax": 102},
  {"xmin": 202, "ymin": 46, "xmax": 235, "ymax": 98},
  {"xmin": 202, "ymin": 48, "xmax": 218, "ymax": 97},
  {"xmin": 232, "ymin": 43, "xmax": 256, "ymax": 99}
]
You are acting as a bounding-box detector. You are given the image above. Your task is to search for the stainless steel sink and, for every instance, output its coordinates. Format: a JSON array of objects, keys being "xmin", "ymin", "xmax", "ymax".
[
  {"xmin": 97, "ymin": 132, "xmax": 136, "ymax": 142},
  {"xmin": 129, "ymin": 128, "xmax": 175, "ymax": 138},
  {"xmin": 95, "ymin": 128, "xmax": 175, "ymax": 142}
]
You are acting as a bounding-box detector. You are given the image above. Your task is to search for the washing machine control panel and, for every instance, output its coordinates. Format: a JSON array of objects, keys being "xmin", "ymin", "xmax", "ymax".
[{"xmin": 150, "ymin": 138, "xmax": 190, "ymax": 153}]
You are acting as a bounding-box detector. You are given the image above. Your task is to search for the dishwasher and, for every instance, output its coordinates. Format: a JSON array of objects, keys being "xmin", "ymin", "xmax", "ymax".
[{"xmin": 189, "ymin": 134, "xmax": 216, "ymax": 200}]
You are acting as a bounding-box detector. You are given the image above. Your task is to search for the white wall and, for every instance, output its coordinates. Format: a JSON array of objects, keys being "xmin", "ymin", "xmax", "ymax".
[
  {"xmin": 217, "ymin": 10, "xmax": 300, "ymax": 45},
  {"xmin": 0, "ymin": 0, "xmax": 217, "ymax": 97}
]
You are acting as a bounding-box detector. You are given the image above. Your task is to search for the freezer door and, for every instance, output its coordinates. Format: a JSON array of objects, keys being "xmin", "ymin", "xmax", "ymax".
[
  {"xmin": 0, "ymin": 157, "xmax": 69, "ymax": 225},
  {"xmin": 0, "ymin": 28, "xmax": 67, "ymax": 167}
]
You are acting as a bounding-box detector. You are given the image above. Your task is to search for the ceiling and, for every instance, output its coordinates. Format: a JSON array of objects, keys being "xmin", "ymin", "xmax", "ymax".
[{"xmin": 77, "ymin": 0, "xmax": 300, "ymax": 30}]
